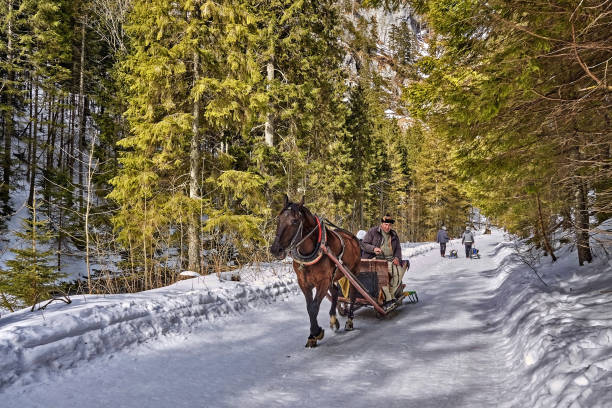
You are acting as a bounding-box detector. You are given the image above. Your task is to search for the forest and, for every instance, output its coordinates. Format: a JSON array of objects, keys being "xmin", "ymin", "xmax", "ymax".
[{"xmin": 0, "ymin": 0, "xmax": 609, "ymax": 311}]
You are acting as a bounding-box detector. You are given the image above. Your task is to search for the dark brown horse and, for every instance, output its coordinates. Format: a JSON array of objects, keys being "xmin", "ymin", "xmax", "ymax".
[{"xmin": 269, "ymin": 195, "xmax": 361, "ymax": 347}]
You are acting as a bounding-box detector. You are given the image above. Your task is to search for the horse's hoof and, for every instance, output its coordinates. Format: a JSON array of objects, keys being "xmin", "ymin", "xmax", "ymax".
[
  {"xmin": 330, "ymin": 315, "xmax": 340, "ymax": 330},
  {"xmin": 315, "ymin": 327, "xmax": 325, "ymax": 340},
  {"xmin": 345, "ymin": 319, "xmax": 353, "ymax": 331},
  {"xmin": 305, "ymin": 328, "xmax": 324, "ymax": 347},
  {"xmin": 305, "ymin": 338, "xmax": 318, "ymax": 348}
]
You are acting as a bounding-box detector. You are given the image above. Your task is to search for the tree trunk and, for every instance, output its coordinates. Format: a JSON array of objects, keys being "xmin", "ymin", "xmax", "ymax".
[
  {"xmin": 28, "ymin": 85, "xmax": 39, "ymax": 208},
  {"xmin": 69, "ymin": 94, "xmax": 76, "ymax": 183},
  {"xmin": 264, "ymin": 58, "xmax": 274, "ymax": 147},
  {"xmin": 44, "ymin": 93, "xmax": 56, "ymax": 218},
  {"xmin": 142, "ymin": 198, "xmax": 148, "ymax": 291},
  {"xmin": 46, "ymin": 94, "xmax": 58, "ymax": 178},
  {"xmin": 58, "ymin": 203, "xmax": 63, "ymax": 272},
  {"xmin": 78, "ymin": 18, "xmax": 87, "ymax": 214},
  {"xmin": 85, "ymin": 135, "xmax": 96, "ymax": 293},
  {"xmin": 576, "ymin": 181, "xmax": 593, "ymax": 265},
  {"xmin": 188, "ymin": 50, "xmax": 202, "ymax": 273},
  {"xmin": 536, "ymin": 192, "xmax": 557, "ymax": 262},
  {"xmin": 58, "ymin": 96, "xmax": 65, "ymax": 168},
  {"xmin": 2, "ymin": 1, "xmax": 14, "ymax": 214},
  {"xmin": 26, "ymin": 79, "xmax": 32, "ymax": 181}
]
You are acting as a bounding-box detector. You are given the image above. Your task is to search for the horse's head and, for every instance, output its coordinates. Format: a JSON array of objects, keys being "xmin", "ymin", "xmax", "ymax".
[{"xmin": 269, "ymin": 195, "xmax": 305, "ymax": 260}]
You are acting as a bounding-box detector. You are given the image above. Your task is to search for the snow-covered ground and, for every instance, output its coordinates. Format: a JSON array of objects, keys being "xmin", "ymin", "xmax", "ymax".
[{"xmin": 1, "ymin": 229, "xmax": 611, "ymax": 407}]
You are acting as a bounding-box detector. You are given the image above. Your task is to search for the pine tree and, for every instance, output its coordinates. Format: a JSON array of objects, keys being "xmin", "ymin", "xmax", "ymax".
[
  {"xmin": 0, "ymin": 0, "xmax": 26, "ymax": 217},
  {"xmin": 110, "ymin": 0, "xmax": 267, "ymax": 279},
  {"xmin": 390, "ymin": 21, "xmax": 414, "ymax": 66},
  {"xmin": 411, "ymin": 126, "xmax": 469, "ymax": 240},
  {"xmin": 341, "ymin": 10, "xmax": 404, "ymax": 230},
  {"xmin": 1, "ymin": 199, "xmax": 64, "ymax": 311},
  {"xmin": 247, "ymin": 0, "xmax": 352, "ymax": 220},
  {"xmin": 405, "ymin": 0, "xmax": 611, "ymax": 263}
]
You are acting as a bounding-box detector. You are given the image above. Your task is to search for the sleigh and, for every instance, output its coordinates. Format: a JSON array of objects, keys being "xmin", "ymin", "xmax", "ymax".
[{"xmin": 324, "ymin": 254, "xmax": 418, "ymax": 318}]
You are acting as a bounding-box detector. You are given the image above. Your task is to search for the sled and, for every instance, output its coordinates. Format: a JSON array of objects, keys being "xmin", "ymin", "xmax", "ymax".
[
  {"xmin": 470, "ymin": 247, "xmax": 481, "ymax": 259},
  {"xmin": 323, "ymin": 253, "xmax": 418, "ymax": 318}
]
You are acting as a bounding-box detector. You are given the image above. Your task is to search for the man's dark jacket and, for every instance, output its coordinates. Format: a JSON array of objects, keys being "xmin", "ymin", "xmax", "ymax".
[
  {"xmin": 436, "ymin": 229, "xmax": 450, "ymax": 243},
  {"xmin": 361, "ymin": 226, "xmax": 402, "ymax": 261}
]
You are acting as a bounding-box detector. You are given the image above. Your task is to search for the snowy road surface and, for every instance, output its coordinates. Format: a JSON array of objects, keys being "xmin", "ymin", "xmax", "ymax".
[{"xmin": 2, "ymin": 232, "xmax": 518, "ymax": 408}]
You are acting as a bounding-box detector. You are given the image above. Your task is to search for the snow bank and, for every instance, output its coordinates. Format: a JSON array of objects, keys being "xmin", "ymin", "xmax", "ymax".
[
  {"xmin": 486, "ymin": 237, "xmax": 612, "ymax": 407},
  {"xmin": 0, "ymin": 262, "xmax": 297, "ymax": 390},
  {"xmin": 402, "ymin": 241, "xmax": 439, "ymax": 257}
]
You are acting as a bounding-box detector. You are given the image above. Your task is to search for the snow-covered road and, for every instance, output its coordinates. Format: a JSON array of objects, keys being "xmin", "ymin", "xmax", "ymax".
[{"xmin": 3, "ymin": 231, "xmax": 517, "ymax": 408}]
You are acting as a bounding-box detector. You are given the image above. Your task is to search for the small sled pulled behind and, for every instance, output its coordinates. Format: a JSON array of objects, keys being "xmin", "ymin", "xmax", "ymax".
[{"xmin": 470, "ymin": 247, "xmax": 481, "ymax": 259}]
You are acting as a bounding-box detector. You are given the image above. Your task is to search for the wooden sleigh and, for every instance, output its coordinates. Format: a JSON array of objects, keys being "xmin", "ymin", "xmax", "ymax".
[{"xmin": 322, "ymin": 247, "xmax": 418, "ymax": 318}]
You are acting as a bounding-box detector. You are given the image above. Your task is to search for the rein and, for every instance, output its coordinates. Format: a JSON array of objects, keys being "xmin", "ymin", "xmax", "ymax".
[{"xmin": 293, "ymin": 217, "xmax": 320, "ymax": 249}]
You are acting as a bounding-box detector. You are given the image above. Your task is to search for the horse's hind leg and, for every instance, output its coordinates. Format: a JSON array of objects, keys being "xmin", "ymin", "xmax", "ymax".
[
  {"xmin": 345, "ymin": 289, "xmax": 355, "ymax": 331},
  {"xmin": 328, "ymin": 283, "xmax": 340, "ymax": 331}
]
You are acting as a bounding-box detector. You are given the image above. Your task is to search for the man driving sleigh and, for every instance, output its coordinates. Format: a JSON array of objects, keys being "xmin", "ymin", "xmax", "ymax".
[{"xmin": 360, "ymin": 215, "xmax": 409, "ymax": 307}]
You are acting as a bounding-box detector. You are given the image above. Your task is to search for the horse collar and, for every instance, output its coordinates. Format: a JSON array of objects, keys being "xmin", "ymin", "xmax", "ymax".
[{"xmin": 290, "ymin": 216, "xmax": 326, "ymax": 265}]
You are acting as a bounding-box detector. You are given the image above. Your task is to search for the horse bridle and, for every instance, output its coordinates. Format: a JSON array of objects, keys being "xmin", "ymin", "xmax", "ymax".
[
  {"xmin": 285, "ymin": 211, "xmax": 348, "ymax": 275},
  {"xmin": 286, "ymin": 218, "xmax": 305, "ymax": 251},
  {"xmin": 289, "ymin": 218, "xmax": 324, "ymax": 262}
]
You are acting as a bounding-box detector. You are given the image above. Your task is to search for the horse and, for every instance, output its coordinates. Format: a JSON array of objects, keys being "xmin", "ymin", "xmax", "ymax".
[{"xmin": 269, "ymin": 195, "xmax": 361, "ymax": 347}]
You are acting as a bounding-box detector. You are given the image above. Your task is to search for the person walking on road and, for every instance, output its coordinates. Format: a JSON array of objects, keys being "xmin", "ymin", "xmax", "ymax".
[
  {"xmin": 461, "ymin": 225, "xmax": 475, "ymax": 259},
  {"xmin": 436, "ymin": 226, "xmax": 450, "ymax": 258}
]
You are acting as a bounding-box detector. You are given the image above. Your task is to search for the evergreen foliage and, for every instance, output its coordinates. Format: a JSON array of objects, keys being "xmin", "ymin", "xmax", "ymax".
[
  {"xmin": 390, "ymin": 20, "xmax": 414, "ymax": 65},
  {"xmin": 109, "ymin": 0, "xmax": 268, "ymax": 279},
  {"xmin": 340, "ymin": 8, "xmax": 420, "ymax": 235},
  {"xmin": 410, "ymin": 125, "xmax": 468, "ymax": 239},
  {"xmin": 404, "ymin": 0, "xmax": 611, "ymax": 263},
  {"xmin": 10, "ymin": 0, "xmax": 608, "ymax": 297},
  {"xmin": 0, "ymin": 200, "xmax": 65, "ymax": 310},
  {"xmin": 253, "ymin": 0, "xmax": 353, "ymax": 221}
]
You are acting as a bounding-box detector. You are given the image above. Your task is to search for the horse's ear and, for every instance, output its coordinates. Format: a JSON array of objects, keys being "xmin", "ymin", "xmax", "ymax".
[
  {"xmin": 283, "ymin": 194, "xmax": 289, "ymax": 208},
  {"xmin": 299, "ymin": 195, "xmax": 305, "ymax": 207}
]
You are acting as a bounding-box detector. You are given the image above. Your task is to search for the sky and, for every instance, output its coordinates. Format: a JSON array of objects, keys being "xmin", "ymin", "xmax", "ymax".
[{"xmin": 0, "ymin": 227, "xmax": 611, "ymax": 408}]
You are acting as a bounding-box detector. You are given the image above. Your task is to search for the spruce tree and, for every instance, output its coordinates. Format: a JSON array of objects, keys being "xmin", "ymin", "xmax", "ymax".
[
  {"xmin": 405, "ymin": 0, "xmax": 611, "ymax": 263},
  {"xmin": 249, "ymin": 0, "xmax": 352, "ymax": 220},
  {"xmin": 111, "ymin": 0, "xmax": 266, "ymax": 278},
  {"xmin": 1, "ymin": 199, "xmax": 64, "ymax": 310}
]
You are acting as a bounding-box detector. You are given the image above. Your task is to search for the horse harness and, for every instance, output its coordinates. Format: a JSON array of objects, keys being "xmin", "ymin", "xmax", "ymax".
[{"xmin": 288, "ymin": 215, "xmax": 346, "ymax": 281}]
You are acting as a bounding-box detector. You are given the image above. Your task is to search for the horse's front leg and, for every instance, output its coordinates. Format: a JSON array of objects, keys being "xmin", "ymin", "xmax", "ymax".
[
  {"xmin": 328, "ymin": 282, "xmax": 340, "ymax": 331},
  {"xmin": 301, "ymin": 286, "xmax": 322, "ymax": 348},
  {"xmin": 304, "ymin": 281, "xmax": 329, "ymax": 348}
]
